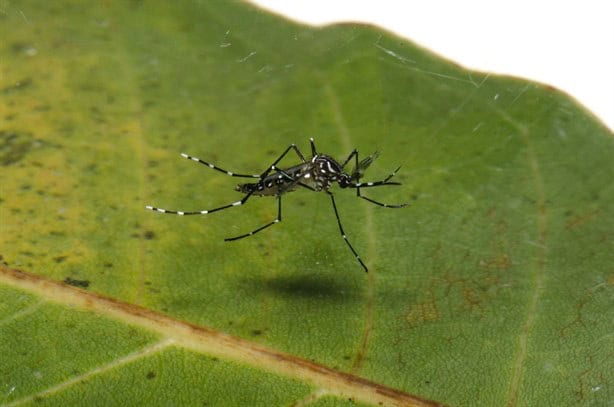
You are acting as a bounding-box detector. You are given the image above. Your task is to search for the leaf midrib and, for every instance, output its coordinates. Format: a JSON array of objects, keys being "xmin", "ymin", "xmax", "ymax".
[
  {"xmin": 0, "ymin": 266, "xmax": 443, "ymax": 407},
  {"xmin": 324, "ymin": 81, "xmax": 377, "ymax": 373},
  {"xmin": 496, "ymin": 109, "xmax": 548, "ymax": 407}
]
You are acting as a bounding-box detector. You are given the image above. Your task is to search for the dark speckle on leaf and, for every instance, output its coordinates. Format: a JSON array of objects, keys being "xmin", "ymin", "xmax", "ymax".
[
  {"xmin": 53, "ymin": 255, "xmax": 68, "ymax": 263},
  {"xmin": 63, "ymin": 277, "xmax": 90, "ymax": 288},
  {"xmin": 0, "ymin": 78, "xmax": 32, "ymax": 94},
  {"xmin": 146, "ymin": 371, "xmax": 156, "ymax": 379},
  {"xmin": 0, "ymin": 130, "xmax": 35, "ymax": 166},
  {"xmin": 143, "ymin": 230, "xmax": 155, "ymax": 240}
]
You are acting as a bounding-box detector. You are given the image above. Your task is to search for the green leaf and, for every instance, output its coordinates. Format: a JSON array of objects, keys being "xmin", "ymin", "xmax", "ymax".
[{"xmin": 1, "ymin": 1, "xmax": 612, "ymax": 406}]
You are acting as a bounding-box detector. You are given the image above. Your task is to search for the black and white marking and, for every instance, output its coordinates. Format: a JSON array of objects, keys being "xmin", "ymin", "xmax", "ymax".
[{"xmin": 146, "ymin": 138, "xmax": 408, "ymax": 272}]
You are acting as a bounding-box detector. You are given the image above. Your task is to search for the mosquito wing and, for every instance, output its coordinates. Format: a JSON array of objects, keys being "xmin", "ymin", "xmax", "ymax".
[{"xmin": 351, "ymin": 151, "xmax": 379, "ymax": 181}]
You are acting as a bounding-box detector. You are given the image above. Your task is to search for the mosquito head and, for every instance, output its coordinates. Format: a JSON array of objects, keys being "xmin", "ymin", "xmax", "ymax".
[{"xmin": 337, "ymin": 173, "xmax": 353, "ymax": 188}]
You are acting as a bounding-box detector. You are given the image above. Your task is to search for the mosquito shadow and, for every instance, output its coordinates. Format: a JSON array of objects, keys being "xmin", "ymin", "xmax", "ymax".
[{"xmin": 244, "ymin": 273, "xmax": 359, "ymax": 302}]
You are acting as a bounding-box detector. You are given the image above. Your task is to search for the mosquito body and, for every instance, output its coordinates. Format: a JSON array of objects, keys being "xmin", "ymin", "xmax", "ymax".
[
  {"xmin": 146, "ymin": 138, "xmax": 408, "ymax": 272},
  {"xmin": 237, "ymin": 154, "xmax": 345, "ymax": 195}
]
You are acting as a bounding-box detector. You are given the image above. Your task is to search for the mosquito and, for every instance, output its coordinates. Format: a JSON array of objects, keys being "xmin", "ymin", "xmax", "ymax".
[{"xmin": 145, "ymin": 138, "xmax": 408, "ymax": 272}]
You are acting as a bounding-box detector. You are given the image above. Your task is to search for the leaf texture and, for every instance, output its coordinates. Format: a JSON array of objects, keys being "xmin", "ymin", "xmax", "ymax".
[{"xmin": 0, "ymin": 1, "xmax": 612, "ymax": 406}]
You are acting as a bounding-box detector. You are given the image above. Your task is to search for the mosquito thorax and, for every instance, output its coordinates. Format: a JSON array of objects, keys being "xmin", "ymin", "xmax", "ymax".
[
  {"xmin": 309, "ymin": 154, "xmax": 345, "ymax": 190},
  {"xmin": 312, "ymin": 154, "xmax": 342, "ymax": 171}
]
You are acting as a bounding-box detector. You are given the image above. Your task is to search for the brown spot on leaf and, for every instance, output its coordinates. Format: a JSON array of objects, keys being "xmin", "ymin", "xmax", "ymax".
[
  {"xmin": 565, "ymin": 208, "xmax": 600, "ymax": 229},
  {"xmin": 479, "ymin": 253, "xmax": 511, "ymax": 270},
  {"xmin": 405, "ymin": 291, "xmax": 439, "ymax": 328}
]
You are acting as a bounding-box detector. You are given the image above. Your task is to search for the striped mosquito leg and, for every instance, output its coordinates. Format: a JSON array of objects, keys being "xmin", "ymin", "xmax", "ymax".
[
  {"xmin": 355, "ymin": 194, "xmax": 408, "ymax": 208},
  {"xmin": 225, "ymin": 193, "xmax": 282, "ymax": 241},
  {"xmin": 354, "ymin": 166, "xmax": 402, "ymax": 187},
  {"xmin": 145, "ymin": 191, "xmax": 255, "ymax": 216},
  {"xmin": 341, "ymin": 148, "xmax": 358, "ymax": 169},
  {"xmin": 353, "ymin": 166, "xmax": 409, "ymax": 208},
  {"xmin": 180, "ymin": 153, "xmax": 260, "ymax": 178},
  {"xmin": 260, "ymin": 144, "xmax": 307, "ymax": 178},
  {"xmin": 309, "ymin": 137, "xmax": 318, "ymax": 157},
  {"xmin": 327, "ymin": 192, "xmax": 368, "ymax": 272},
  {"xmin": 383, "ymin": 165, "xmax": 402, "ymax": 183}
]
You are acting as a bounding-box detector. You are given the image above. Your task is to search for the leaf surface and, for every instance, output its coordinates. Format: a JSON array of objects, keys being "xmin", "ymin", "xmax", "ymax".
[{"xmin": 0, "ymin": 1, "xmax": 612, "ymax": 406}]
